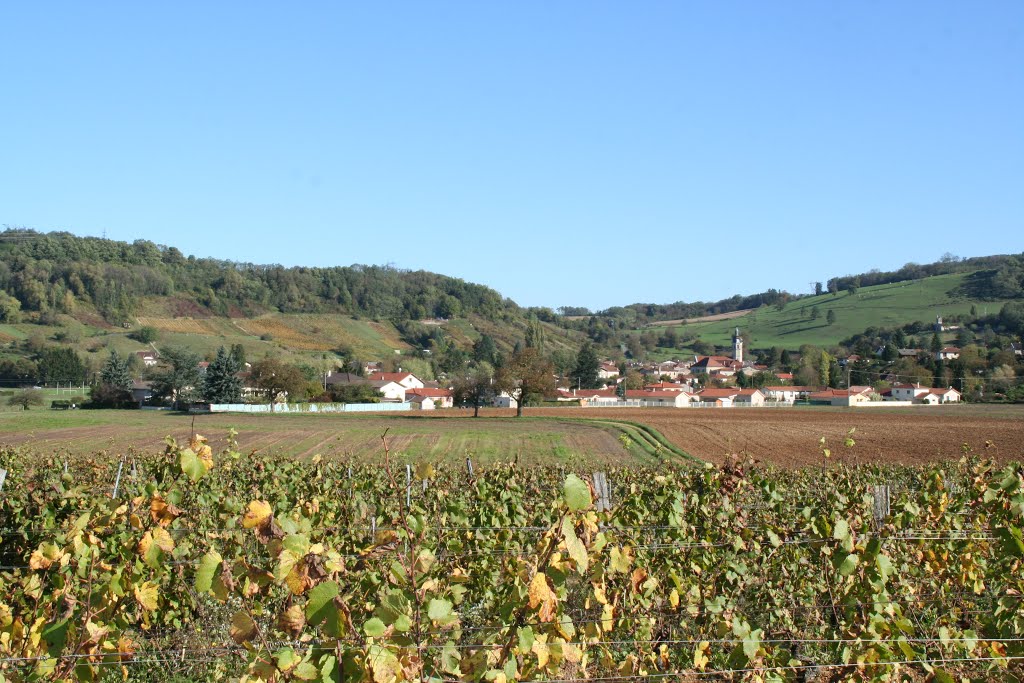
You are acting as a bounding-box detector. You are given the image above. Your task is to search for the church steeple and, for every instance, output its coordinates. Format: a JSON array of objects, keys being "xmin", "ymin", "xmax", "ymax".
[{"xmin": 733, "ymin": 327, "xmax": 744, "ymax": 363}]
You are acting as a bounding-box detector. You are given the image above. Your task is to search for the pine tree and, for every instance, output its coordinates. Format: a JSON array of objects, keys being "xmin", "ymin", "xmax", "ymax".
[
  {"xmin": 202, "ymin": 346, "xmax": 243, "ymax": 404},
  {"xmin": 100, "ymin": 350, "xmax": 133, "ymax": 391},
  {"xmin": 570, "ymin": 343, "xmax": 601, "ymax": 390}
]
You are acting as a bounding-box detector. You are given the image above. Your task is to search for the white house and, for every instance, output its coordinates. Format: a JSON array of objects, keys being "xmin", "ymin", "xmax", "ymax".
[
  {"xmin": 923, "ymin": 387, "xmax": 961, "ymax": 404},
  {"xmin": 597, "ymin": 362, "xmax": 620, "ymax": 380},
  {"xmin": 369, "ymin": 372, "xmax": 424, "ymax": 391},
  {"xmin": 762, "ymin": 386, "xmax": 816, "ymax": 403},
  {"xmin": 890, "ymin": 383, "xmax": 929, "ymax": 402},
  {"xmin": 935, "ymin": 347, "xmax": 961, "ymax": 361},
  {"xmin": 624, "ymin": 390, "xmax": 694, "ymax": 408},
  {"xmin": 135, "ymin": 350, "xmax": 159, "ymax": 367},
  {"xmin": 370, "ymin": 380, "xmax": 407, "ymax": 402},
  {"xmin": 732, "ymin": 389, "xmax": 766, "ymax": 406},
  {"xmin": 492, "ymin": 392, "xmax": 518, "ymax": 409},
  {"xmin": 405, "ymin": 388, "xmax": 453, "ymax": 409}
]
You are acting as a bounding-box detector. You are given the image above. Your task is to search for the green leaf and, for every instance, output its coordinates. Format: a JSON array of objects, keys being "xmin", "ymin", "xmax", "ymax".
[
  {"xmin": 195, "ymin": 550, "xmax": 222, "ymax": 594},
  {"xmin": 179, "ymin": 448, "xmax": 207, "ymax": 481},
  {"xmin": 743, "ymin": 629, "xmax": 762, "ymax": 661},
  {"xmin": 428, "ymin": 598, "xmax": 454, "ymax": 622},
  {"xmin": 305, "ymin": 580, "xmax": 339, "ymax": 626},
  {"xmin": 517, "ymin": 626, "xmax": 535, "ymax": 653},
  {"xmin": 836, "ymin": 553, "xmax": 859, "ymax": 576},
  {"xmin": 563, "ymin": 474, "xmax": 591, "ymax": 512},
  {"xmin": 363, "ymin": 618, "xmax": 387, "ymax": 637},
  {"xmin": 441, "ymin": 643, "xmax": 461, "ymax": 675},
  {"xmin": 275, "ymin": 648, "xmax": 298, "ymax": 672},
  {"xmin": 561, "ymin": 517, "xmax": 588, "ymax": 574},
  {"xmin": 995, "ymin": 526, "xmax": 1024, "ymax": 557},
  {"xmin": 293, "ymin": 662, "xmax": 319, "ymax": 680},
  {"xmin": 932, "ymin": 670, "xmax": 954, "ymax": 683},
  {"xmin": 875, "ymin": 554, "xmax": 894, "ymax": 582}
]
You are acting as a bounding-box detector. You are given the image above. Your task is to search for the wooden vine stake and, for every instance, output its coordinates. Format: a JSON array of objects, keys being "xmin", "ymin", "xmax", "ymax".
[{"xmin": 871, "ymin": 484, "xmax": 890, "ymax": 526}]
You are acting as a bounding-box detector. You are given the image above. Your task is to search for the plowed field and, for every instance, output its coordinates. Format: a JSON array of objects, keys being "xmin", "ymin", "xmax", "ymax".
[{"xmin": 519, "ymin": 405, "xmax": 1024, "ymax": 467}]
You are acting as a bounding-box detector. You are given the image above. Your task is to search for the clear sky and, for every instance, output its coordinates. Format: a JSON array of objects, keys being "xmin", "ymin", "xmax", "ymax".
[{"xmin": 2, "ymin": 2, "xmax": 1022, "ymax": 311}]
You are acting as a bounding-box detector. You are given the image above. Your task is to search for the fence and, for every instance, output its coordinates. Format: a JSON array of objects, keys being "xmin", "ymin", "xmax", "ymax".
[{"xmin": 191, "ymin": 402, "xmax": 412, "ymax": 414}]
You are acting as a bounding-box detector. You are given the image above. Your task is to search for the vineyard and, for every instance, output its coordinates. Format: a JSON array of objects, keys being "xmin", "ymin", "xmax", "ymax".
[{"xmin": 0, "ymin": 433, "xmax": 1023, "ymax": 682}]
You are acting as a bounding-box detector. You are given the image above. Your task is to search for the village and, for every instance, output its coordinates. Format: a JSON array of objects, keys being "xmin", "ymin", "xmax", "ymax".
[{"xmin": 169, "ymin": 327, "xmax": 960, "ymax": 412}]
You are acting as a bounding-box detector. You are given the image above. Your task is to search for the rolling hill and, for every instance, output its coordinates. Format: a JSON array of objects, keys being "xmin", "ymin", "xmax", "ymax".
[{"xmin": 635, "ymin": 270, "xmax": 1019, "ymax": 354}]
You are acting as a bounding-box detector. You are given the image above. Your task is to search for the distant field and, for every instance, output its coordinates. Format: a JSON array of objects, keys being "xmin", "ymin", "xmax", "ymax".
[
  {"xmin": 1, "ymin": 403, "xmax": 1021, "ymax": 468},
  {"xmin": 642, "ymin": 272, "xmax": 1000, "ymax": 351},
  {"xmin": 0, "ymin": 409, "xmax": 650, "ymax": 466},
  {"xmin": 520, "ymin": 404, "xmax": 1024, "ymax": 467}
]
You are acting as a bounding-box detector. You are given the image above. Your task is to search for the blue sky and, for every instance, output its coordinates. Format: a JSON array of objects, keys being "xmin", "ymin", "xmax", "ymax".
[{"xmin": 2, "ymin": 2, "xmax": 1022, "ymax": 311}]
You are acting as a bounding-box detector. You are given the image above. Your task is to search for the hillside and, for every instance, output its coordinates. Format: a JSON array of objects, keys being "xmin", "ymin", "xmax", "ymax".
[
  {"xmin": 0, "ymin": 229, "xmax": 582, "ymax": 380},
  {"xmin": 631, "ymin": 270, "xmax": 1024, "ymax": 355}
]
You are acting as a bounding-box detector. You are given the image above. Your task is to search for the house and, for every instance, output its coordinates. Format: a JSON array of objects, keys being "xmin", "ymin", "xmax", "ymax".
[
  {"xmin": 131, "ymin": 380, "xmax": 154, "ymax": 406},
  {"xmin": 809, "ymin": 386, "xmax": 876, "ymax": 406},
  {"xmin": 890, "ymin": 383, "xmax": 929, "ymax": 402},
  {"xmin": 775, "ymin": 372, "xmax": 794, "ymax": 382},
  {"xmin": 935, "ymin": 347, "xmax": 961, "ymax": 361},
  {"xmin": 643, "ymin": 382, "xmax": 689, "ymax": 392},
  {"xmin": 922, "ymin": 387, "xmax": 961, "ymax": 404},
  {"xmin": 689, "ymin": 356, "xmax": 743, "ymax": 377},
  {"xmin": 1011, "ymin": 342, "xmax": 1023, "ymax": 358},
  {"xmin": 623, "ymin": 389, "xmax": 694, "ymax": 408},
  {"xmin": 892, "ymin": 383, "xmax": 961, "ymax": 404},
  {"xmin": 597, "ymin": 362, "xmax": 620, "ymax": 380},
  {"xmin": 370, "ymin": 380, "xmax": 407, "ymax": 402},
  {"xmin": 135, "ymin": 350, "xmax": 159, "ymax": 367},
  {"xmin": 695, "ymin": 387, "xmax": 760, "ymax": 406},
  {"xmin": 368, "ymin": 372, "xmax": 424, "ymax": 391},
  {"xmin": 733, "ymin": 389, "xmax": 766, "ymax": 406},
  {"xmin": 406, "ymin": 388, "xmax": 454, "ymax": 410},
  {"xmin": 558, "ymin": 388, "xmax": 618, "ymax": 402},
  {"xmin": 898, "ymin": 348, "xmax": 924, "ymax": 359},
  {"xmin": 492, "ymin": 392, "xmax": 518, "ymax": 409},
  {"xmin": 197, "ymin": 361, "xmax": 210, "ymax": 374},
  {"xmin": 762, "ymin": 386, "xmax": 816, "ymax": 403}
]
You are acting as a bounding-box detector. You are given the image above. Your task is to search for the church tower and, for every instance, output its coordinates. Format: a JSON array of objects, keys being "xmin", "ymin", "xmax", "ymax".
[{"xmin": 733, "ymin": 327, "xmax": 744, "ymax": 363}]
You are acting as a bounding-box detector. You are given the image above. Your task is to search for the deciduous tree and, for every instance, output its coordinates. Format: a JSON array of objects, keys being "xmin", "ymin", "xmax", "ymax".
[
  {"xmin": 250, "ymin": 357, "xmax": 308, "ymax": 410},
  {"xmin": 7, "ymin": 388, "xmax": 43, "ymax": 410},
  {"xmin": 495, "ymin": 348, "xmax": 555, "ymax": 417}
]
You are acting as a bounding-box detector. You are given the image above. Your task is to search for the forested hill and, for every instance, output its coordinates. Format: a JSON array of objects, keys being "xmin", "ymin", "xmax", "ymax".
[{"xmin": 0, "ymin": 229, "xmax": 511, "ymax": 323}]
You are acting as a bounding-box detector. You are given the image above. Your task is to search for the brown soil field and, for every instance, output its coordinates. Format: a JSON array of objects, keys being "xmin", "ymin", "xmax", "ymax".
[
  {"xmin": 522, "ymin": 405, "xmax": 1024, "ymax": 467},
  {"xmin": 3, "ymin": 405, "xmax": 1020, "ymax": 468},
  {"xmin": 647, "ymin": 308, "xmax": 754, "ymax": 326}
]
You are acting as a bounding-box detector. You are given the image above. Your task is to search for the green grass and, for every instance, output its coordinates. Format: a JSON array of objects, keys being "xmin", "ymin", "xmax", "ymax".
[{"xmin": 641, "ymin": 272, "xmax": 1004, "ymax": 352}]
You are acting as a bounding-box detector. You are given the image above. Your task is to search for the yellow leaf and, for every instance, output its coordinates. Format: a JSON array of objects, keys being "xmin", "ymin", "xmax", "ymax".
[
  {"xmin": 600, "ymin": 603, "xmax": 614, "ymax": 632},
  {"xmin": 694, "ymin": 641, "xmax": 710, "ymax": 670},
  {"xmin": 242, "ymin": 500, "xmax": 273, "ymax": 529},
  {"xmin": 527, "ymin": 572, "xmax": 557, "ymax": 622},
  {"xmin": 29, "ymin": 543, "xmax": 66, "ymax": 570},
  {"xmin": 133, "ymin": 581, "xmax": 159, "ymax": 611},
  {"xmin": 532, "ymin": 634, "xmax": 550, "ymax": 668},
  {"xmin": 669, "ymin": 588, "xmax": 680, "ymax": 609},
  {"xmin": 151, "ymin": 527, "xmax": 174, "ymax": 553},
  {"xmin": 149, "ymin": 496, "xmax": 182, "ymax": 527}
]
